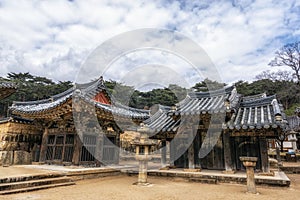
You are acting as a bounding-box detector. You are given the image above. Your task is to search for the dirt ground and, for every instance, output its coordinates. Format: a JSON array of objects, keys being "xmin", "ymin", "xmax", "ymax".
[{"xmin": 2, "ymin": 174, "xmax": 300, "ymax": 200}]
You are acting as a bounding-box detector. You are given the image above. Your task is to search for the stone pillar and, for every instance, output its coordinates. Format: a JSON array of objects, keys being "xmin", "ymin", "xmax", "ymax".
[
  {"xmin": 259, "ymin": 137, "xmax": 270, "ymax": 173},
  {"xmin": 137, "ymin": 159, "xmax": 148, "ymax": 184},
  {"xmin": 188, "ymin": 142, "xmax": 195, "ymax": 169},
  {"xmin": 135, "ymin": 145, "xmax": 152, "ymax": 185},
  {"xmin": 240, "ymin": 157, "xmax": 258, "ymax": 194},
  {"xmin": 223, "ymin": 131, "xmax": 234, "ymax": 173},
  {"xmin": 161, "ymin": 140, "xmax": 167, "ymax": 167}
]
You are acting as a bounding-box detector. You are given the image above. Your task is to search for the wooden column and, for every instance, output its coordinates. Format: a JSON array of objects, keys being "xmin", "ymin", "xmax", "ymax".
[
  {"xmin": 72, "ymin": 134, "xmax": 82, "ymax": 165},
  {"xmin": 259, "ymin": 136, "xmax": 270, "ymax": 173},
  {"xmin": 161, "ymin": 139, "xmax": 167, "ymax": 167},
  {"xmin": 193, "ymin": 132, "xmax": 201, "ymax": 169},
  {"xmin": 39, "ymin": 128, "xmax": 48, "ymax": 162},
  {"xmin": 115, "ymin": 134, "xmax": 120, "ymax": 164},
  {"xmin": 95, "ymin": 134, "xmax": 102, "ymax": 166},
  {"xmin": 188, "ymin": 142, "xmax": 195, "ymax": 169},
  {"xmin": 223, "ymin": 131, "xmax": 234, "ymax": 173},
  {"xmin": 169, "ymin": 140, "xmax": 175, "ymax": 167}
]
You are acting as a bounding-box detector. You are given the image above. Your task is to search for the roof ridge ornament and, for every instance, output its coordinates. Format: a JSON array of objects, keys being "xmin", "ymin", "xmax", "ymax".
[{"xmin": 99, "ymin": 76, "xmax": 104, "ymax": 85}]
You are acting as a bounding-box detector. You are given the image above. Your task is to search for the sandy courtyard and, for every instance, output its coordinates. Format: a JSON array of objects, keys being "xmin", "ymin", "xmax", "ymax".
[{"xmin": 2, "ymin": 174, "xmax": 300, "ymax": 200}]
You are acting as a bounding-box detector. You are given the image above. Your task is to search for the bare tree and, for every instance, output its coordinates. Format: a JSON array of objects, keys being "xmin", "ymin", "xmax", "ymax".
[
  {"xmin": 269, "ymin": 42, "xmax": 300, "ymax": 83},
  {"xmin": 255, "ymin": 70, "xmax": 294, "ymax": 81}
]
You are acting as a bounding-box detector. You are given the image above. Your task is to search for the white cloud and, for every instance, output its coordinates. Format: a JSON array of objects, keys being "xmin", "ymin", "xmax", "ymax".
[{"xmin": 0, "ymin": 0, "xmax": 299, "ymax": 86}]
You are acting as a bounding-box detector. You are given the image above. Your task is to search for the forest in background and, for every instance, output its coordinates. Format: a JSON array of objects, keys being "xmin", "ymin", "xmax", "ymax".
[
  {"xmin": 1, "ymin": 41, "xmax": 300, "ymax": 117},
  {"xmin": 0, "ymin": 70, "xmax": 299, "ymax": 117}
]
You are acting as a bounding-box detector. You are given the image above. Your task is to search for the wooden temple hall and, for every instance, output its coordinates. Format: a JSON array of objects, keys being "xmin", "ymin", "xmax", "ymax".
[
  {"xmin": 0, "ymin": 77, "xmax": 287, "ymax": 173},
  {"xmin": 1, "ymin": 78, "xmax": 149, "ymax": 166}
]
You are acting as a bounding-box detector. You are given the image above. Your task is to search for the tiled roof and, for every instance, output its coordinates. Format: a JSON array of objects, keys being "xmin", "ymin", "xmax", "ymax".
[
  {"xmin": 144, "ymin": 86, "xmax": 239, "ymax": 133},
  {"xmin": 224, "ymin": 94, "xmax": 285, "ymax": 130},
  {"xmin": 143, "ymin": 105, "xmax": 180, "ymax": 133},
  {"xmin": 287, "ymin": 116, "xmax": 300, "ymax": 132},
  {"xmin": 144, "ymin": 86, "xmax": 286, "ymax": 133},
  {"xmin": 0, "ymin": 82, "xmax": 17, "ymax": 100},
  {"xmin": 0, "ymin": 116, "xmax": 33, "ymax": 124},
  {"xmin": 172, "ymin": 86, "xmax": 240, "ymax": 115},
  {"xmin": 286, "ymin": 108, "xmax": 300, "ymax": 132},
  {"xmin": 10, "ymin": 77, "xmax": 149, "ymax": 119},
  {"xmin": 10, "ymin": 88, "xmax": 73, "ymax": 116}
]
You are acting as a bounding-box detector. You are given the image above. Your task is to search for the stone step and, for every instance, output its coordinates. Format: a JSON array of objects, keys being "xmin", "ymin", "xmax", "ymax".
[
  {"xmin": 0, "ymin": 181, "xmax": 75, "ymax": 195},
  {"xmin": 0, "ymin": 173, "xmax": 64, "ymax": 184},
  {"xmin": 189, "ymin": 177, "xmax": 217, "ymax": 184},
  {"xmin": 0, "ymin": 176, "xmax": 73, "ymax": 191}
]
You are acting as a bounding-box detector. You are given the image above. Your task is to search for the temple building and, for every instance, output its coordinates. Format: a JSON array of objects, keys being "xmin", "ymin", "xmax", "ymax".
[
  {"xmin": 8, "ymin": 77, "xmax": 149, "ymax": 166},
  {"xmin": 142, "ymin": 86, "xmax": 286, "ymax": 173},
  {"xmin": 0, "ymin": 78, "xmax": 287, "ymax": 173},
  {"xmin": 0, "ymin": 82, "xmax": 39, "ymax": 165}
]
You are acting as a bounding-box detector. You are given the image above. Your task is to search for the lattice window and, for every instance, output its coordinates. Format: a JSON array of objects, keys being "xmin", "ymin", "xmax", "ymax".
[
  {"xmin": 80, "ymin": 135, "xmax": 96, "ymax": 162},
  {"xmin": 45, "ymin": 134, "xmax": 74, "ymax": 162},
  {"xmin": 102, "ymin": 136, "xmax": 117, "ymax": 163}
]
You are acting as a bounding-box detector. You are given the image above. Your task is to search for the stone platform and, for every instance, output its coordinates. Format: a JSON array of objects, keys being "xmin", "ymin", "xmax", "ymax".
[
  {"xmin": 0, "ymin": 164, "xmax": 291, "ymax": 193},
  {"xmin": 10, "ymin": 165, "xmax": 122, "ymax": 181},
  {"xmin": 145, "ymin": 169, "xmax": 290, "ymax": 187}
]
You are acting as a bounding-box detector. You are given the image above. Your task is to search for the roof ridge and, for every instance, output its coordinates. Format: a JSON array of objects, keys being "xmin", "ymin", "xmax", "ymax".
[
  {"xmin": 188, "ymin": 85, "xmax": 235, "ymax": 99},
  {"xmin": 240, "ymin": 95, "xmax": 276, "ymax": 107}
]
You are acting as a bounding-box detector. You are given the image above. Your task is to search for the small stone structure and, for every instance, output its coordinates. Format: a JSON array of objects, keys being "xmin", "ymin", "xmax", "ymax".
[
  {"xmin": 133, "ymin": 132, "xmax": 155, "ymax": 185},
  {"xmin": 240, "ymin": 156, "xmax": 258, "ymax": 194}
]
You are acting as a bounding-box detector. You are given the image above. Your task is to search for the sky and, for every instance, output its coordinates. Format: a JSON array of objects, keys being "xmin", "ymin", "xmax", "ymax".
[{"xmin": 0, "ymin": 0, "xmax": 299, "ymax": 90}]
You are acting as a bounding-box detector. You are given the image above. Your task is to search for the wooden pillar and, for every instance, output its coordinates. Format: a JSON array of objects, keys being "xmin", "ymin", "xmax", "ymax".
[
  {"xmin": 115, "ymin": 134, "xmax": 120, "ymax": 164},
  {"xmin": 169, "ymin": 140, "xmax": 175, "ymax": 166},
  {"xmin": 193, "ymin": 131, "xmax": 201, "ymax": 169},
  {"xmin": 72, "ymin": 134, "xmax": 82, "ymax": 165},
  {"xmin": 188, "ymin": 142, "xmax": 195, "ymax": 169},
  {"xmin": 223, "ymin": 131, "xmax": 234, "ymax": 173},
  {"xmin": 95, "ymin": 134, "xmax": 102, "ymax": 166},
  {"xmin": 161, "ymin": 139, "xmax": 167, "ymax": 167},
  {"xmin": 39, "ymin": 128, "xmax": 48, "ymax": 162},
  {"xmin": 259, "ymin": 136, "xmax": 270, "ymax": 173}
]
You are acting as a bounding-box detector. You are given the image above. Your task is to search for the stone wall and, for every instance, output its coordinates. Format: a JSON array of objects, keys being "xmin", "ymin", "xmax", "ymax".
[
  {"xmin": 0, "ymin": 120, "xmax": 42, "ymax": 165},
  {"xmin": 0, "ymin": 150, "xmax": 32, "ymax": 166}
]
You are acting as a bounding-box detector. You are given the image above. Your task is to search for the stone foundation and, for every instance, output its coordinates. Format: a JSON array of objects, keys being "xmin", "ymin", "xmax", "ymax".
[{"xmin": 0, "ymin": 151, "xmax": 32, "ymax": 166}]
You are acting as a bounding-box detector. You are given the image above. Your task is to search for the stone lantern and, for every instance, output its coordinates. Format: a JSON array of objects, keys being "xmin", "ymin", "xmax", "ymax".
[
  {"xmin": 240, "ymin": 156, "xmax": 258, "ymax": 194},
  {"xmin": 289, "ymin": 130, "xmax": 298, "ymax": 151},
  {"xmin": 133, "ymin": 130, "xmax": 155, "ymax": 185}
]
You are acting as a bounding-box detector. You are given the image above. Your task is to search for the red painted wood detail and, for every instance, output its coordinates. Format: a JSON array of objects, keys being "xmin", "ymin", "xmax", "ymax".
[{"xmin": 93, "ymin": 91, "xmax": 111, "ymax": 105}]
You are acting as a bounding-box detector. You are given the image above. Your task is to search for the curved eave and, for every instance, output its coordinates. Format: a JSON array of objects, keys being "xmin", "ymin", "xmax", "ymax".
[
  {"xmin": 10, "ymin": 94, "xmax": 73, "ymax": 118},
  {"xmin": 0, "ymin": 116, "xmax": 33, "ymax": 124},
  {"xmin": 188, "ymin": 85, "xmax": 235, "ymax": 98},
  {"xmin": 77, "ymin": 96, "xmax": 150, "ymax": 120},
  {"xmin": 143, "ymin": 108, "xmax": 180, "ymax": 133},
  {"xmin": 223, "ymin": 121, "xmax": 286, "ymax": 131},
  {"xmin": 0, "ymin": 82, "xmax": 17, "ymax": 100},
  {"xmin": 170, "ymin": 86, "xmax": 239, "ymax": 116}
]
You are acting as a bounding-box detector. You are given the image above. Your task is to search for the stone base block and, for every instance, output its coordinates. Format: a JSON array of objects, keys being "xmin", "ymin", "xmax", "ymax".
[
  {"xmin": 183, "ymin": 168, "xmax": 201, "ymax": 172},
  {"xmin": 133, "ymin": 182, "xmax": 152, "ymax": 186},
  {"xmin": 0, "ymin": 151, "xmax": 31, "ymax": 165},
  {"xmin": 14, "ymin": 151, "xmax": 31, "ymax": 165},
  {"xmin": 222, "ymin": 170, "xmax": 236, "ymax": 174},
  {"xmin": 159, "ymin": 166, "xmax": 170, "ymax": 170},
  {"xmin": 0, "ymin": 151, "xmax": 13, "ymax": 166},
  {"xmin": 258, "ymin": 171, "xmax": 275, "ymax": 176}
]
